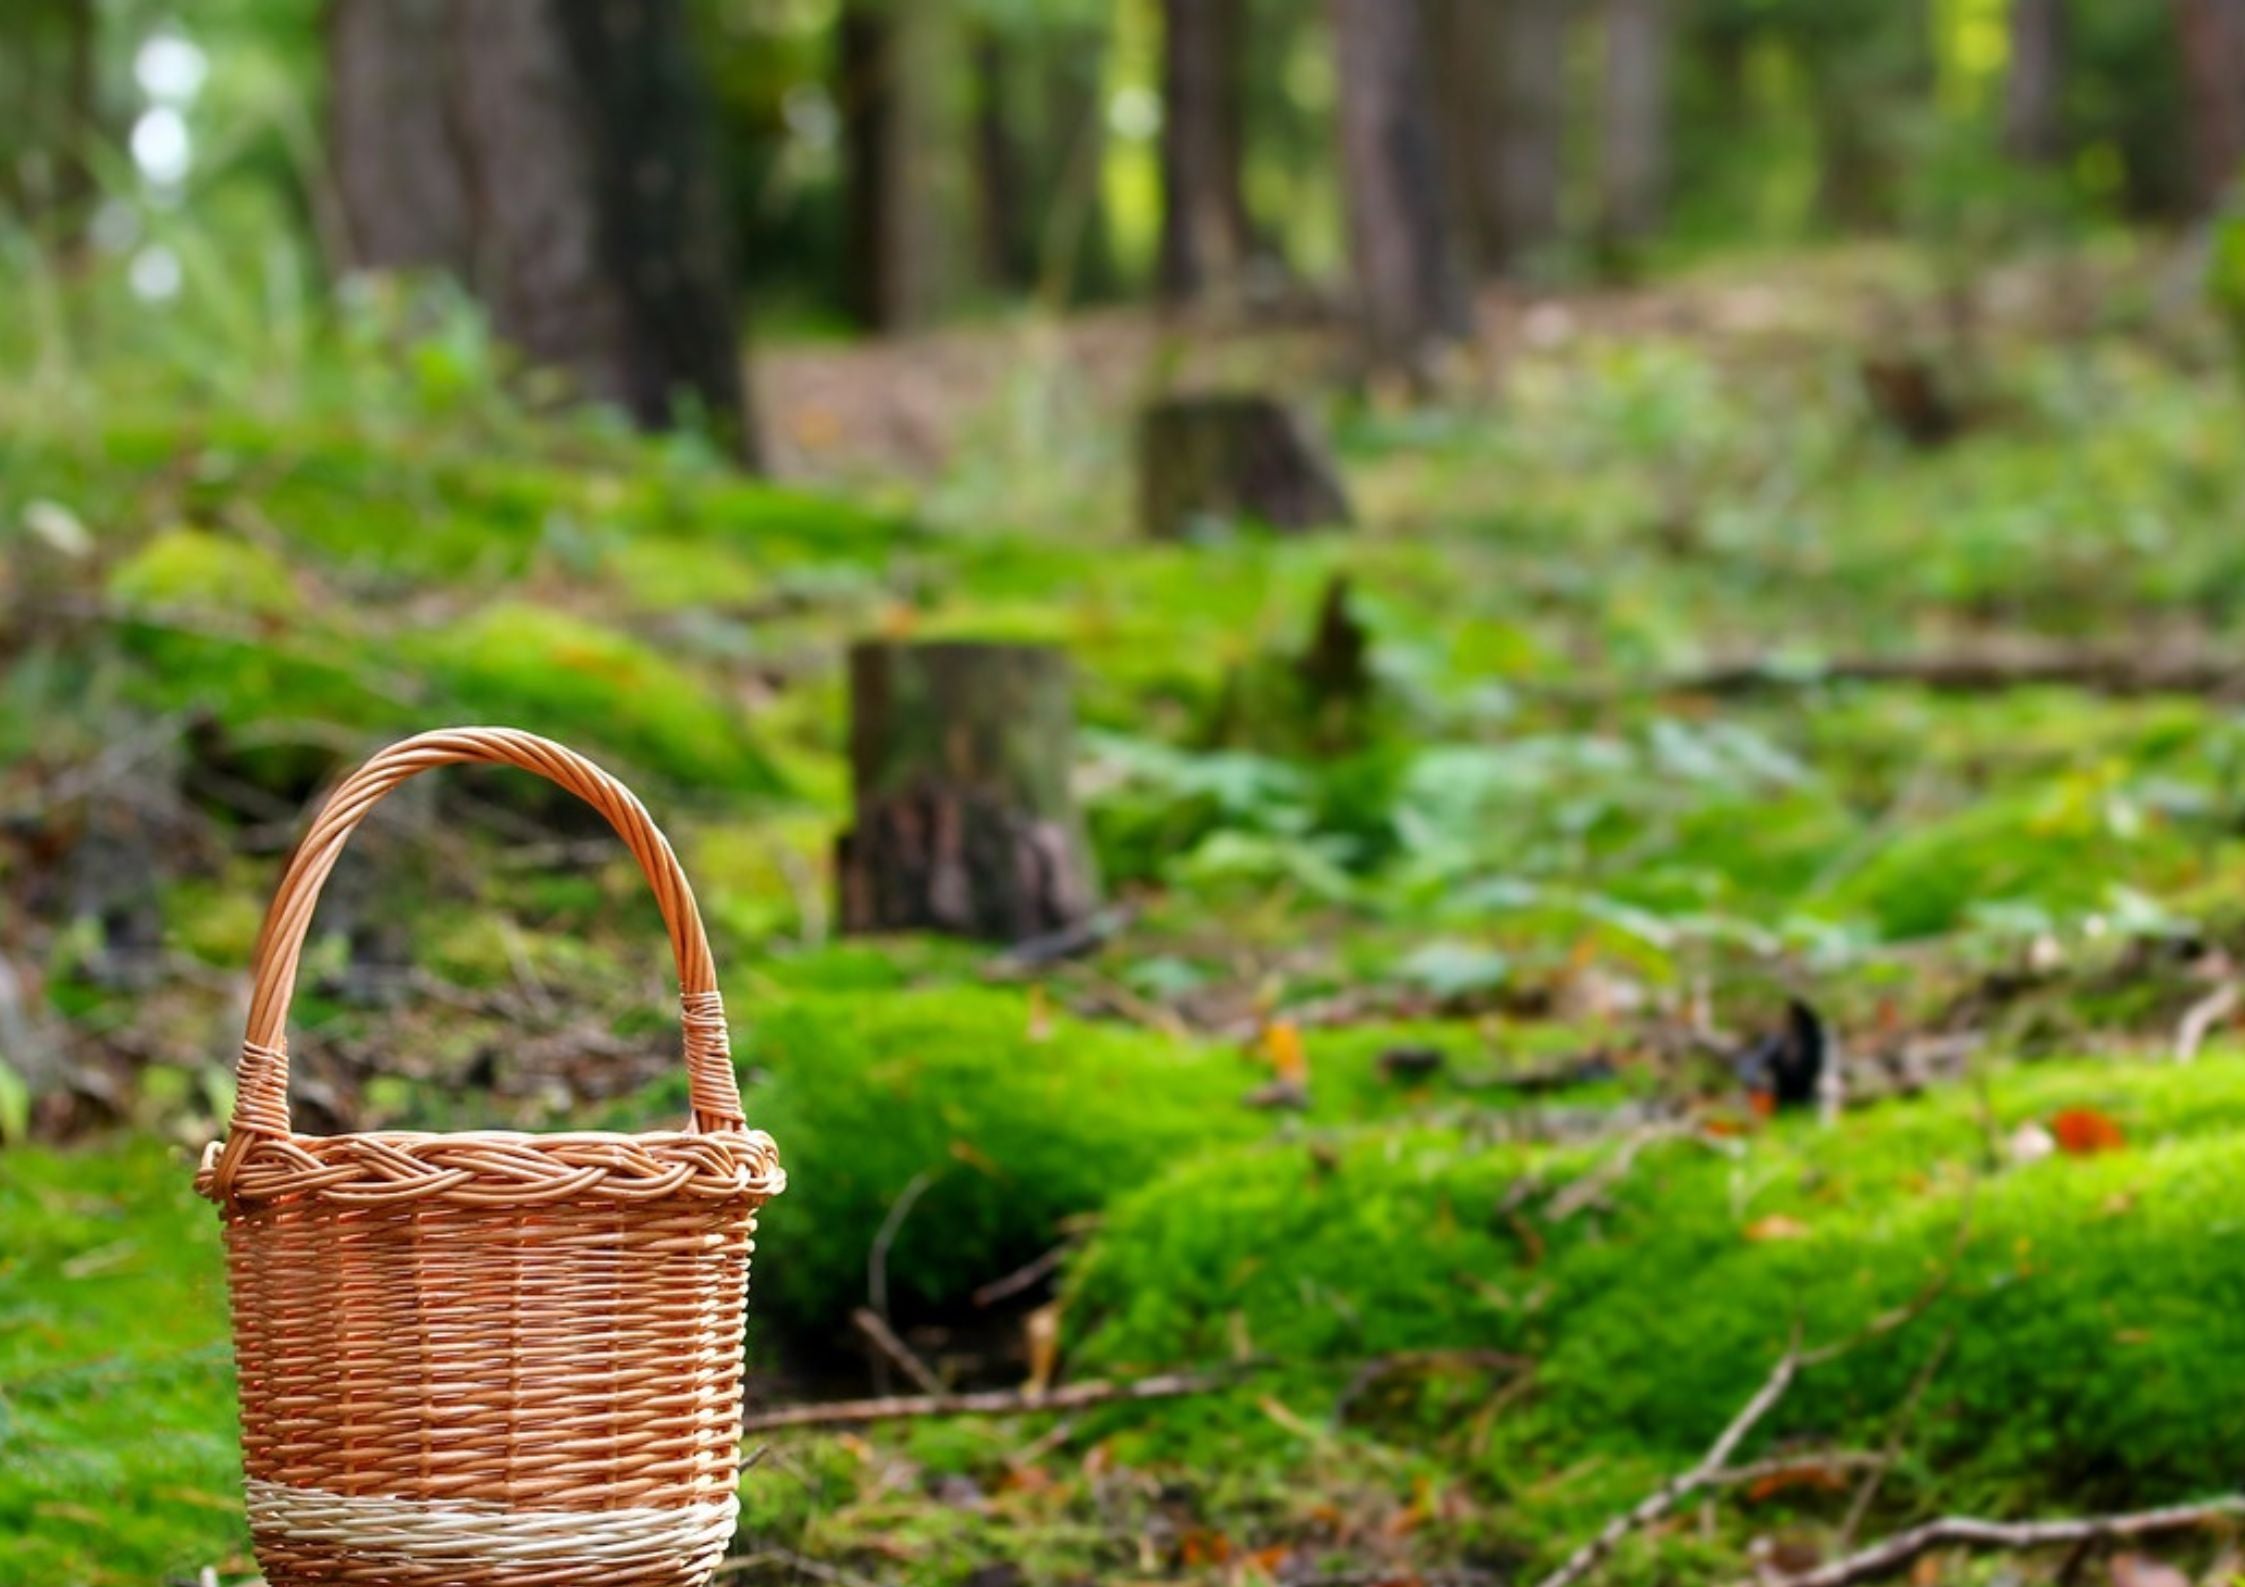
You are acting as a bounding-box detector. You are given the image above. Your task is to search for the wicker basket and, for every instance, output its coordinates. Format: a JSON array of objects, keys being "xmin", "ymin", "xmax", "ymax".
[{"xmin": 196, "ymin": 727, "xmax": 784, "ymax": 1587}]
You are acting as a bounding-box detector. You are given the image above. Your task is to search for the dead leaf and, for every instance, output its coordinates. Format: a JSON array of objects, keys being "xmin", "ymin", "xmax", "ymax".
[
  {"xmin": 1262, "ymin": 1019, "xmax": 1309, "ymax": 1083},
  {"xmin": 1743, "ymin": 1214, "xmax": 1812, "ymax": 1242},
  {"xmin": 2051, "ymin": 1107, "xmax": 2127, "ymax": 1156}
]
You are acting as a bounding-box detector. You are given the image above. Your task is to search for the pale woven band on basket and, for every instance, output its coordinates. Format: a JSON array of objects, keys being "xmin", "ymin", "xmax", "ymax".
[{"xmin": 196, "ymin": 727, "xmax": 783, "ymax": 1587}]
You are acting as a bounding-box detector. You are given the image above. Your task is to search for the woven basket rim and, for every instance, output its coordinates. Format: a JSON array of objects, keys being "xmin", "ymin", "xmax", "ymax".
[{"xmin": 198, "ymin": 1122, "xmax": 785, "ymax": 1208}]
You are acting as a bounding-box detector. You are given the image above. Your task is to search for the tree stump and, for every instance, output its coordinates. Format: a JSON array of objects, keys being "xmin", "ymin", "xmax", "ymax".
[
  {"xmin": 1137, "ymin": 395, "xmax": 1352, "ymax": 539},
  {"xmin": 837, "ymin": 642, "xmax": 1101, "ymax": 943}
]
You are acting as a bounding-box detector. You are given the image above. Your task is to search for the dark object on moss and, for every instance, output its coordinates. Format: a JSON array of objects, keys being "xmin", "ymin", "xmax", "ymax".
[
  {"xmin": 1861, "ymin": 354, "xmax": 1965, "ymax": 448},
  {"xmin": 837, "ymin": 642, "xmax": 1101, "ymax": 945},
  {"xmin": 1736, "ymin": 997, "xmax": 1829, "ymax": 1113},
  {"xmin": 1137, "ymin": 395, "xmax": 1352, "ymax": 539},
  {"xmin": 1377, "ymin": 1044, "xmax": 1449, "ymax": 1081}
]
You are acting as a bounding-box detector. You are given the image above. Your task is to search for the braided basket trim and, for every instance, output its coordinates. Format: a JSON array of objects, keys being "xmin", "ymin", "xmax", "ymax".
[
  {"xmin": 244, "ymin": 1479, "xmax": 739, "ymax": 1566},
  {"xmin": 197, "ymin": 1128, "xmax": 784, "ymax": 1207}
]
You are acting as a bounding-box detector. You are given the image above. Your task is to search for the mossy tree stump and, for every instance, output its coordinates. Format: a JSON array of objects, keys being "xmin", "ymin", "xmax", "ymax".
[
  {"xmin": 1137, "ymin": 395, "xmax": 1352, "ymax": 539},
  {"xmin": 837, "ymin": 642, "xmax": 1100, "ymax": 943}
]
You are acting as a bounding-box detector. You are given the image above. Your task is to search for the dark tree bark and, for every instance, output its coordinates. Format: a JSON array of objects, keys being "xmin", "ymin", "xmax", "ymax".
[
  {"xmin": 1430, "ymin": 0, "xmax": 1570, "ymax": 274},
  {"xmin": 327, "ymin": 0, "xmax": 470, "ymax": 273},
  {"xmin": 1599, "ymin": 0, "xmax": 1672, "ymax": 248},
  {"xmin": 837, "ymin": 643, "xmax": 1100, "ymax": 944},
  {"xmin": 2174, "ymin": 0, "xmax": 2245, "ymax": 213},
  {"xmin": 1158, "ymin": 0, "xmax": 1253, "ymax": 303},
  {"xmin": 2003, "ymin": 0, "xmax": 2068, "ymax": 165},
  {"xmin": 327, "ymin": 0, "xmax": 753, "ymax": 460},
  {"xmin": 972, "ymin": 27, "xmax": 1035, "ymax": 293},
  {"xmin": 1137, "ymin": 395, "xmax": 1352, "ymax": 539},
  {"xmin": 450, "ymin": 0, "xmax": 751, "ymax": 458},
  {"xmin": 839, "ymin": 0, "xmax": 950, "ymax": 331},
  {"xmin": 1330, "ymin": 0, "xmax": 1473, "ymax": 382}
]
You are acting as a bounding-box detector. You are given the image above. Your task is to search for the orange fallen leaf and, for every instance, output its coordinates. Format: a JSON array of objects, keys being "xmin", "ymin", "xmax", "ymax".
[
  {"xmin": 1744, "ymin": 1214, "xmax": 1812, "ymax": 1242},
  {"xmin": 2051, "ymin": 1107, "xmax": 2126, "ymax": 1156},
  {"xmin": 1745, "ymin": 1461, "xmax": 1854, "ymax": 1502},
  {"xmin": 1262, "ymin": 1020, "xmax": 1309, "ymax": 1084}
]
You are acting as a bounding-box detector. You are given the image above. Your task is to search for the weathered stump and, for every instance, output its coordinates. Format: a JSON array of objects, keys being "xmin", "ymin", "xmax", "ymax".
[
  {"xmin": 837, "ymin": 642, "xmax": 1100, "ymax": 943},
  {"xmin": 1137, "ymin": 395, "xmax": 1352, "ymax": 539}
]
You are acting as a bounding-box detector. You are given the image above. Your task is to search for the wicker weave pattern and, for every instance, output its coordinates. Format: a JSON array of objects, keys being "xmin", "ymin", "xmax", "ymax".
[{"xmin": 197, "ymin": 728, "xmax": 782, "ymax": 1587}]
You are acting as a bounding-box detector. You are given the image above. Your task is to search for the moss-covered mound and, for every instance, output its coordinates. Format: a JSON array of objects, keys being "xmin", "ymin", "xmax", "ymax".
[
  {"xmin": 1069, "ymin": 1057, "xmax": 2245, "ymax": 1508},
  {"xmin": 725, "ymin": 988, "xmax": 1260, "ymax": 1339},
  {"xmin": 0, "ymin": 1142, "xmax": 241, "ymax": 1584}
]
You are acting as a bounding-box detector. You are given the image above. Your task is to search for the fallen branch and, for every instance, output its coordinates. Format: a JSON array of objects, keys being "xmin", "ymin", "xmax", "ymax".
[
  {"xmin": 849, "ymin": 1307, "xmax": 943, "ymax": 1397},
  {"xmin": 972, "ymin": 1242, "xmax": 1071, "ymax": 1308},
  {"xmin": 1753, "ymin": 1497, "xmax": 2245, "ymax": 1587},
  {"xmin": 2175, "ymin": 980, "xmax": 2239, "ymax": 1064},
  {"xmin": 1529, "ymin": 1325, "xmax": 1811, "ymax": 1587},
  {"xmin": 738, "ymin": 1369, "xmax": 1232, "ymax": 1434},
  {"xmin": 1536, "ymin": 1201, "xmax": 1973, "ymax": 1587},
  {"xmin": 1651, "ymin": 649, "xmax": 2245, "ymax": 702}
]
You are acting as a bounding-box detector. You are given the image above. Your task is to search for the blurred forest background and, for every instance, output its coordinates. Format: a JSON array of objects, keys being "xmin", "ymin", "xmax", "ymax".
[{"xmin": 6, "ymin": 2, "xmax": 2245, "ymax": 1586}]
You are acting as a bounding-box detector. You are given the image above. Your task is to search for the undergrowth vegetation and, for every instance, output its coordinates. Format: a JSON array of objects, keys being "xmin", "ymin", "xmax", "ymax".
[{"xmin": 9, "ymin": 245, "xmax": 2245, "ymax": 1584}]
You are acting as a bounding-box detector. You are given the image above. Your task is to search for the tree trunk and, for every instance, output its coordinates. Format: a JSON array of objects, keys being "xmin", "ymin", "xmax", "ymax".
[
  {"xmin": 329, "ymin": 0, "xmax": 753, "ymax": 459},
  {"xmin": 327, "ymin": 0, "xmax": 471, "ymax": 273},
  {"xmin": 837, "ymin": 643, "xmax": 1100, "ymax": 944},
  {"xmin": 1491, "ymin": 0, "xmax": 1570, "ymax": 270},
  {"xmin": 1330, "ymin": 0, "xmax": 1473, "ymax": 382},
  {"xmin": 1158, "ymin": 0, "xmax": 1253, "ymax": 303},
  {"xmin": 2003, "ymin": 0, "xmax": 2067, "ymax": 164},
  {"xmin": 972, "ymin": 27, "xmax": 1035, "ymax": 293},
  {"xmin": 839, "ymin": 0, "xmax": 951, "ymax": 331},
  {"xmin": 2174, "ymin": 0, "xmax": 2245, "ymax": 213},
  {"xmin": 1137, "ymin": 395, "xmax": 1352, "ymax": 539},
  {"xmin": 1599, "ymin": 0, "xmax": 1671, "ymax": 248}
]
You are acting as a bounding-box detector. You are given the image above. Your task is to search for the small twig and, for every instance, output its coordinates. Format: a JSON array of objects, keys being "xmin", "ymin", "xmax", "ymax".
[
  {"xmin": 983, "ymin": 905, "xmax": 1135, "ymax": 974},
  {"xmin": 866, "ymin": 1170, "xmax": 935, "ymax": 1327},
  {"xmin": 1331, "ymin": 1348, "xmax": 1534, "ymax": 1422},
  {"xmin": 849, "ymin": 1307, "xmax": 943, "ymax": 1397},
  {"xmin": 1705, "ymin": 1450, "xmax": 1888, "ymax": 1492},
  {"xmin": 972, "ymin": 1241, "xmax": 1071, "ymax": 1308},
  {"xmin": 1545, "ymin": 1122, "xmax": 1692, "ymax": 1221},
  {"xmin": 1839, "ymin": 1326, "xmax": 1954, "ymax": 1546},
  {"xmin": 1530, "ymin": 1322, "xmax": 1811, "ymax": 1587},
  {"xmin": 1751, "ymin": 1496, "xmax": 2245, "ymax": 1587},
  {"xmin": 2175, "ymin": 980, "xmax": 2239, "ymax": 1064},
  {"xmin": 737, "ymin": 1369, "xmax": 1234, "ymax": 1434},
  {"xmin": 1537, "ymin": 1195, "xmax": 1975, "ymax": 1587}
]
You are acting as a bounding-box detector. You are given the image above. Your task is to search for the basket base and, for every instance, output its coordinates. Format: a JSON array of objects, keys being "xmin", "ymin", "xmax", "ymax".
[{"xmin": 245, "ymin": 1479, "xmax": 737, "ymax": 1587}]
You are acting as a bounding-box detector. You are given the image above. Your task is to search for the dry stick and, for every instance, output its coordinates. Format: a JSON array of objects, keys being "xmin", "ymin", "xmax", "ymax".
[
  {"xmin": 849, "ymin": 1307, "xmax": 943, "ymax": 1397},
  {"xmin": 972, "ymin": 1242, "xmax": 1071, "ymax": 1308},
  {"xmin": 1535, "ymin": 1203, "xmax": 1975, "ymax": 1587},
  {"xmin": 1648, "ymin": 650, "xmax": 2245, "ymax": 702},
  {"xmin": 1753, "ymin": 1497, "xmax": 2245, "ymax": 1587},
  {"xmin": 1838, "ymin": 1325, "xmax": 1955, "ymax": 1547},
  {"xmin": 2174, "ymin": 980, "xmax": 2239, "ymax": 1064},
  {"xmin": 1529, "ymin": 1323, "xmax": 1813, "ymax": 1587},
  {"xmin": 866, "ymin": 1169, "xmax": 934, "ymax": 1327},
  {"xmin": 737, "ymin": 1369, "xmax": 1232, "ymax": 1435}
]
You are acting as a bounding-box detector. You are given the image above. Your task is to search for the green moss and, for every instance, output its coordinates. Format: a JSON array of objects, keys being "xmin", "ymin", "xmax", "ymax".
[
  {"xmin": 727, "ymin": 989, "xmax": 1258, "ymax": 1337},
  {"xmin": 1070, "ymin": 1057, "xmax": 2245, "ymax": 1504},
  {"xmin": 0, "ymin": 1140, "xmax": 245, "ymax": 1585},
  {"xmin": 408, "ymin": 601, "xmax": 780, "ymax": 793},
  {"xmin": 106, "ymin": 526, "xmax": 298, "ymax": 619}
]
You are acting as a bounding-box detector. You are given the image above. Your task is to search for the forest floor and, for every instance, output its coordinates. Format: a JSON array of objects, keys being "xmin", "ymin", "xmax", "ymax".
[{"xmin": 4, "ymin": 240, "xmax": 2245, "ymax": 1587}]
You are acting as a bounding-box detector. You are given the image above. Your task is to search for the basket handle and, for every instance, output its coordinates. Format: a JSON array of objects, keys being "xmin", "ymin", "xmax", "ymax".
[{"xmin": 213, "ymin": 727, "xmax": 745, "ymax": 1178}]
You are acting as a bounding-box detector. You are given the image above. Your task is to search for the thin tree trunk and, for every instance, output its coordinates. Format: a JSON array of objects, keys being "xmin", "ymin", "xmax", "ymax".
[
  {"xmin": 2003, "ymin": 0, "xmax": 2067, "ymax": 164},
  {"xmin": 971, "ymin": 27, "xmax": 1034, "ymax": 293},
  {"xmin": 1158, "ymin": 0, "xmax": 1253, "ymax": 302},
  {"xmin": 449, "ymin": 0, "xmax": 753, "ymax": 461},
  {"xmin": 327, "ymin": 0, "xmax": 471, "ymax": 273},
  {"xmin": 2174, "ymin": 0, "xmax": 2245, "ymax": 213},
  {"xmin": 839, "ymin": 0, "xmax": 950, "ymax": 331},
  {"xmin": 54, "ymin": 0, "xmax": 95, "ymax": 260},
  {"xmin": 1330, "ymin": 0, "xmax": 1472, "ymax": 382},
  {"xmin": 1600, "ymin": 0, "xmax": 1671, "ymax": 247},
  {"xmin": 1492, "ymin": 0, "xmax": 1569, "ymax": 270}
]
